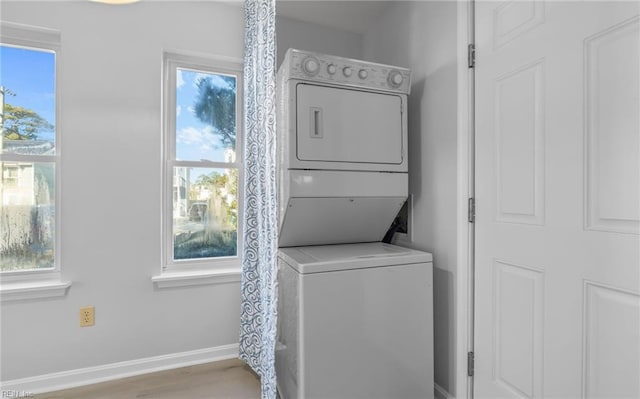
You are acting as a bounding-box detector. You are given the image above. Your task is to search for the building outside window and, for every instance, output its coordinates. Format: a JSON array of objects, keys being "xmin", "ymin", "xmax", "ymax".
[{"xmin": 1, "ymin": 26, "xmax": 59, "ymax": 275}]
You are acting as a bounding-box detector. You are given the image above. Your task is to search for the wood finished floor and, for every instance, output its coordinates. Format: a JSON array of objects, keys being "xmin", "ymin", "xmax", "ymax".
[{"xmin": 35, "ymin": 358, "xmax": 261, "ymax": 399}]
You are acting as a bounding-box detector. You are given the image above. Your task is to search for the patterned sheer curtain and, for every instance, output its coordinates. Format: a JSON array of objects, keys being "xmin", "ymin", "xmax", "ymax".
[{"xmin": 239, "ymin": 0, "xmax": 278, "ymax": 398}]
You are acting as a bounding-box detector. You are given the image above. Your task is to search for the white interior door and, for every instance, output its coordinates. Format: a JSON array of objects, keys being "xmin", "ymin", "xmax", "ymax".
[{"xmin": 474, "ymin": 1, "xmax": 640, "ymax": 398}]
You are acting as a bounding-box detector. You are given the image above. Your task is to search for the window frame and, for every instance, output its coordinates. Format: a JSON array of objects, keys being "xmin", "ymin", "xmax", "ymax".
[
  {"xmin": 0, "ymin": 21, "xmax": 64, "ymax": 289},
  {"xmin": 161, "ymin": 51, "xmax": 244, "ymax": 276}
]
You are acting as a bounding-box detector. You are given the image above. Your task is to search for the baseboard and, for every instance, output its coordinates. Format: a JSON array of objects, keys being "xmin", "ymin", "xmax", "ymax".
[
  {"xmin": 435, "ymin": 382, "xmax": 453, "ymax": 399},
  {"xmin": 1, "ymin": 343, "xmax": 239, "ymax": 395}
]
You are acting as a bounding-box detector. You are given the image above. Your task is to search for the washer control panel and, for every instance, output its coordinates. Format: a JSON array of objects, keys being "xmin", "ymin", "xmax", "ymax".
[{"xmin": 282, "ymin": 49, "xmax": 411, "ymax": 94}]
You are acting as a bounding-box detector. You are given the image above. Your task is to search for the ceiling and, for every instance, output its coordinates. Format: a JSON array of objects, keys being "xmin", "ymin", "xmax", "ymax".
[{"xmin": 276, "ymin": 1, "xmax": 392, "ymax": 34}]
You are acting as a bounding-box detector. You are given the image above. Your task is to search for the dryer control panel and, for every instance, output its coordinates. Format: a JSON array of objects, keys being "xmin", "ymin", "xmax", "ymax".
[{"xmin": 281, "ymin": 49, "xmax": 411, "ymax": 94}]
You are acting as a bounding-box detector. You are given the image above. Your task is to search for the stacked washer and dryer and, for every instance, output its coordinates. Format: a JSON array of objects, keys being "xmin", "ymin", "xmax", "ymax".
[{"xmin": 275, "ymin": 49, "xmax": 434, "ymax": 399}]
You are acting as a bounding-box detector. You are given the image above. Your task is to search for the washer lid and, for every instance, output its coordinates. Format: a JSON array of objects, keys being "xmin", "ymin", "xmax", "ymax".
[{"xmin": 278, "ymin": 242, "xmax": 432, "ymax": 274}]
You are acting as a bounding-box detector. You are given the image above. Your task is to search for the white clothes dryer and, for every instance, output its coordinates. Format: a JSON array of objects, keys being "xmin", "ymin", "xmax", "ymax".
[{"xmin": 277, "ymin": 49, "xmax": 412, "ymax": 248}]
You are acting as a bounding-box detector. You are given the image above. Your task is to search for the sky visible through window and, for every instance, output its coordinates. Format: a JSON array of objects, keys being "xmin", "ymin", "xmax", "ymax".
[
  {"xmin": 175, "ymin": 69, "xmax": 235, "ymax": 167},
  {"xmin": 172, "ymin": 68, "xmax": 238, "ymax": 261},
  {"xmin": 1, "ymin": 45, "xmax": 56, "ymax": 271},
  {"xmin": 0, "ymin": 45, "xmax": 55, "ymax": 144}
]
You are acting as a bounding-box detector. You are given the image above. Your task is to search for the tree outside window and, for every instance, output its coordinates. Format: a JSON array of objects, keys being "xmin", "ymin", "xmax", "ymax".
[
  {"xmin": 1, "ymin": 45, "xmax": 57, "ymax": 272},
  {"xmin": 164, "ymin": 54, "xmax": 242, "ymax": 270}
]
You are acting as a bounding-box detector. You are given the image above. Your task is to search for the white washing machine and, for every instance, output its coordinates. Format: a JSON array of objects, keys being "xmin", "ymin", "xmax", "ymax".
[{"xmin": 276, "ymin": 242, "xmax": 434, "ymax": 399}]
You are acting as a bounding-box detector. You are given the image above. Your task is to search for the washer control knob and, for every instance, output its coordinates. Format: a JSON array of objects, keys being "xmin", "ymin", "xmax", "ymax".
[
  {"xmin": 343, "ymin": 66, "xmax": 353, "ymax": 77},
  {"xmin": 358, "ymin": 69, "xmax": 368, "ymax": 79},
  {"xmin": 388, "ymin": 70, "xmax": 404, "ymax": 87},
  {"xmin": 302, "ymin": 56, "xmax": 320, "ymax": 76}
]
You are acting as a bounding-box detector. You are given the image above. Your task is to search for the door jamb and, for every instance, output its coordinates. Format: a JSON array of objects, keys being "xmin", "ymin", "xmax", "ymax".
[{"xmin": 455, "ymin": 0, "xmax": 476, "ymax": 398}]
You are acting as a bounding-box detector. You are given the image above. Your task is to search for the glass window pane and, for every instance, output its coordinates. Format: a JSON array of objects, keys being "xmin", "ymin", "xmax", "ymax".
[
  {"xmin": 1, "ymin": 45, "xmax": 56, "ymax": 155},
  {"xmin": 175, "ymin": 68, "xmax": 236, "ymax": 162},
  {"xmin": 173, "ymin": 167, "xmax": 238, "ymax": 260},
  {"xmin": 1, "ymin": 162, "xmax": 55, "ymax": 271}
]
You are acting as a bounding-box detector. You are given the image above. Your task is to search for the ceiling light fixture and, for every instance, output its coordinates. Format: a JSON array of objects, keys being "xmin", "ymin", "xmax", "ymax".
[{"xmin": 90, "ymin": 0, "xmax": 140, "ymax": 4}]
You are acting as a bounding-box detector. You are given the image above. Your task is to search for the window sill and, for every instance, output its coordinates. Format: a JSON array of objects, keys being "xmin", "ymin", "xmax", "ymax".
[
  {"xmin": 0, "ymin": 280, "xmax": 72, "ymax": 302},
  {"xmin": 152, "ymin": 268, "xmax": 241, "ymax": 289}
]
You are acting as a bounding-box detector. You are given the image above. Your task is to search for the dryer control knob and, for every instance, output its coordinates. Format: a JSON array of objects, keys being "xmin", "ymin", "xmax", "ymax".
[
  {"xmin": 302, "ymin": 56, "xmax": 320, "ymax": 76},
  {"xmin": 327, "ymin": 63, "xmax": 337, "ymax": 75},
  {"xmin": 343, "ymin": 66, "xmax": 353, "ymax": 77},
  {"xmin": 388, "ymin": 70, "xmax": 404, "ymax": 87},
  {"xmin": 358, "ymin": 69, "xmax": 368, "ymax": 79}
]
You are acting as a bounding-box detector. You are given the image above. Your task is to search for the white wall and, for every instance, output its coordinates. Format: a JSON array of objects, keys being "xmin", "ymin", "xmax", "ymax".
[
  {"xmin": 1, "ymin": 0, "xmax": 244, "ymax": 382},
  {"xmin": 276, "ymin": 15, "xmax": 362, "ymax": 68},
  {"xmin": 363, "ymin": 2, "xmax": 462, "ymax": 397},
  {"xmin": 1, "ymin": 2, "xmax": 469, "ymax": 395}
]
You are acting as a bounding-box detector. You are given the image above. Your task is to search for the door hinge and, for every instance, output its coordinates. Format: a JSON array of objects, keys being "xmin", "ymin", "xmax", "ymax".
[
  {"xmin": 468, "ymin": 43, "xmax": 476, "ymax": 68},
  {"xmin": 467, "ymin": 351, "xmax": 475, "ymax": 377},
  {"xmin": 468, "ymin": 197, "xmax": 476, "ymax": 223}
]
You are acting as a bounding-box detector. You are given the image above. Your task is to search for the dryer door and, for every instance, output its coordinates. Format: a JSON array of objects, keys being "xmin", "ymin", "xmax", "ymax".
[{"xmin": 295, "ymin": 83, "xmax": 405, "ymax": 169}]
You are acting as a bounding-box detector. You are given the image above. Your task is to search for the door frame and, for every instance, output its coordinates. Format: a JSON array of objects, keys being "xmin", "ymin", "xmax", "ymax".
[{"xmin": 454, "ymin": 1, "xmax": 476, "ymax": 398}]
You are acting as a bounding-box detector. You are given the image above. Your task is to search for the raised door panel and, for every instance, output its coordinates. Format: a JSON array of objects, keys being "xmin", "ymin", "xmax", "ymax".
[
  {"xmin": 493, "ymin": 260, "xmax": 544, "ymax": 398},
  {"xmin": 585, "ymin": 16, "xmax": 640, "ymax": 235},
  {"xmin": 583, "ymin": 282, "xmax": 640, "ymax": 398},
  {"xmin": 495, "ymin": 60, "xmax": 545, "ymax": 225}
]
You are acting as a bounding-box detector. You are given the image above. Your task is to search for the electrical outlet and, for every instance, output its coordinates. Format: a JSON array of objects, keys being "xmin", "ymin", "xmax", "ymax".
[{"xmin": 80, "ymin": 306, "xmax": 95, "ymax": 327}]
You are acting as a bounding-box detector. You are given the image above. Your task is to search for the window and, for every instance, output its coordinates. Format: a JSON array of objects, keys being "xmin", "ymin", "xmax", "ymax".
[
  {"xmin": 162, "ymin": 52, "xmax": 243, "ymax": 275},
  {"xmin": 1, "ymin": 23, "xmax": 60, "ymax": 276}
]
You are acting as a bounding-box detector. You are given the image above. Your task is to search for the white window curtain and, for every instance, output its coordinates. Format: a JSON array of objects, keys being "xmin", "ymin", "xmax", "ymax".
[{"xmin": 239, "ymin": 0, "xmax": 278, "ymax": 398}]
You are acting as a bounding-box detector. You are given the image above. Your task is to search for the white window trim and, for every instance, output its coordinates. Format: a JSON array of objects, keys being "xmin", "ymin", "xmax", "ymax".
[
  {"xmin": 0, "ymin": 21, "xmax": 70, "ymax": 301},
  {"xmin": 151, "ymin": 268, "xmax": 241, "ymax": 289},
  {"xmin": 156, "ymin": 50, "xmax": 244, "ymax": 287}
]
